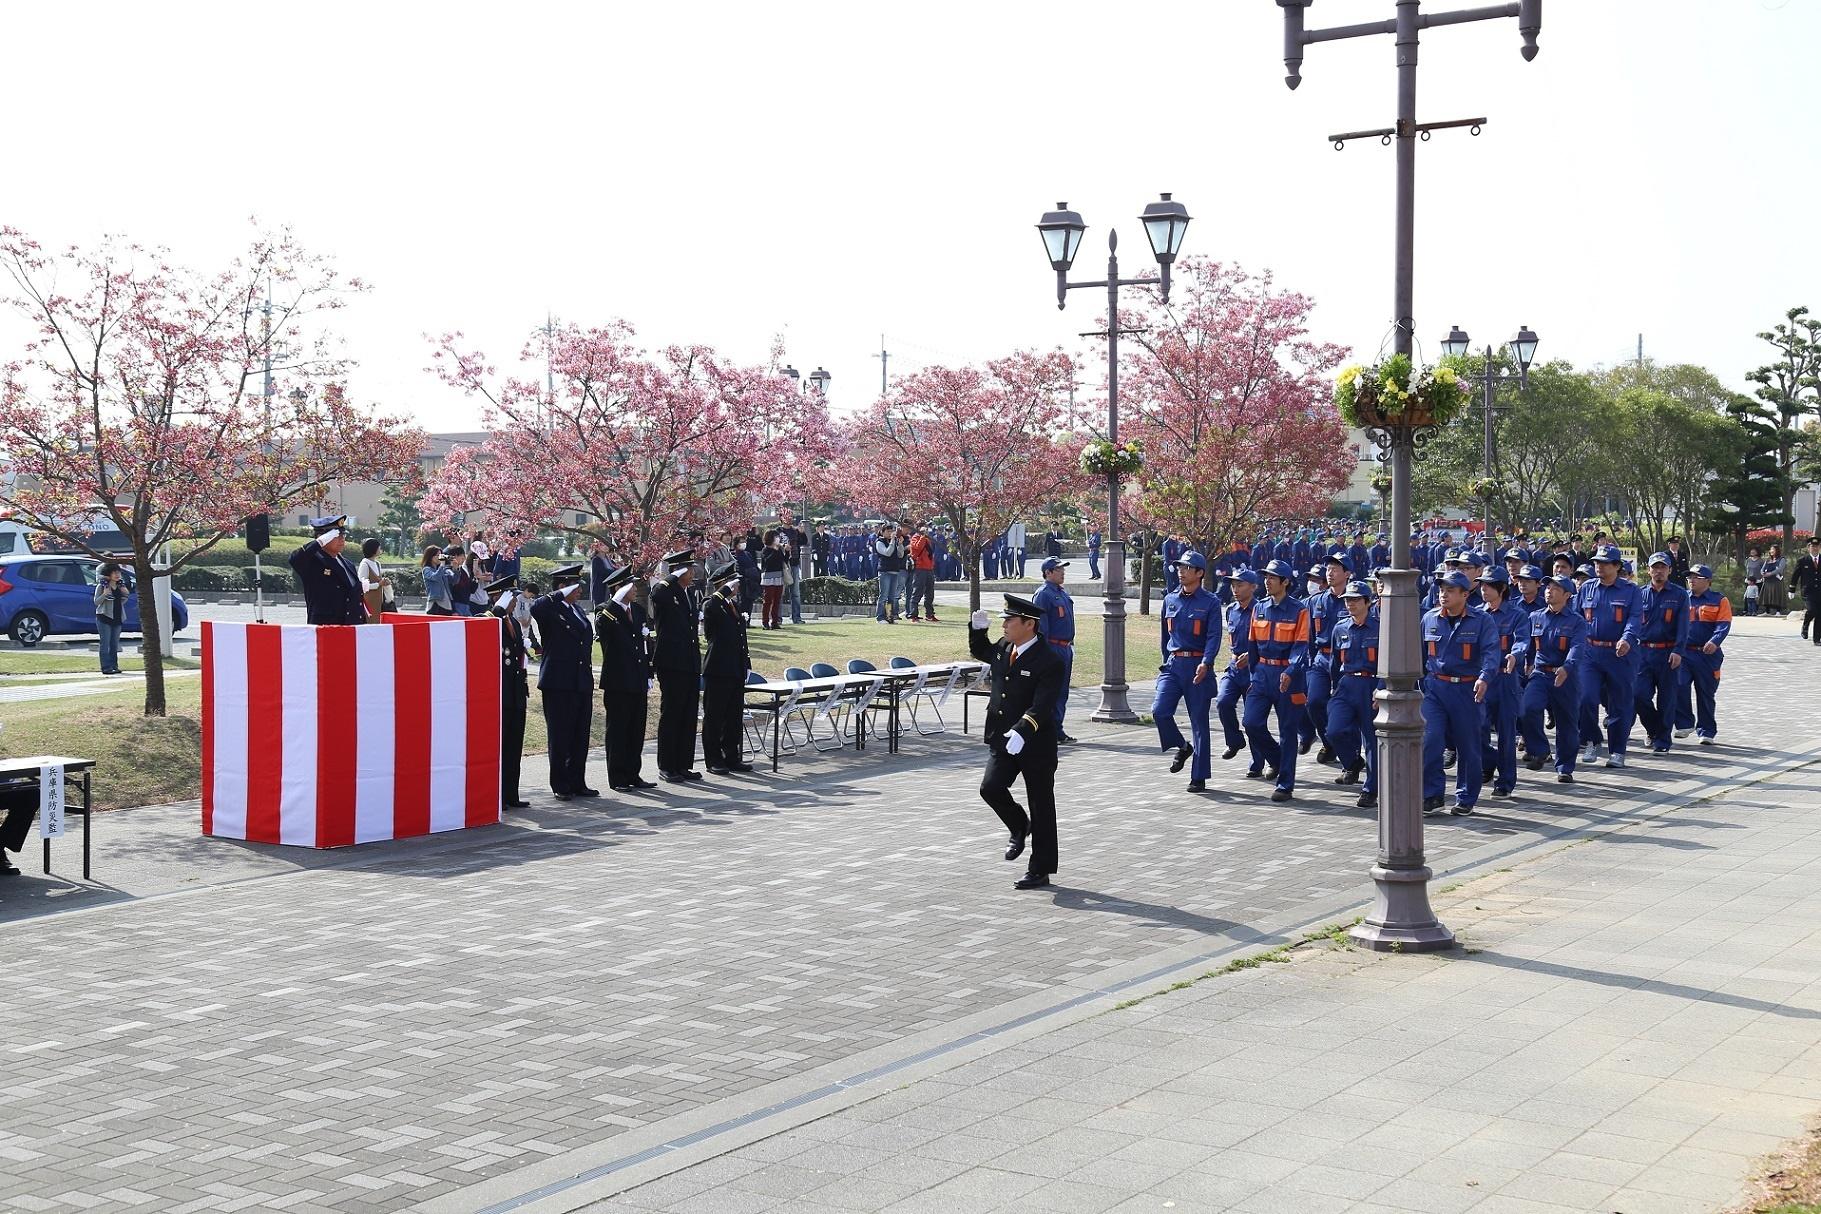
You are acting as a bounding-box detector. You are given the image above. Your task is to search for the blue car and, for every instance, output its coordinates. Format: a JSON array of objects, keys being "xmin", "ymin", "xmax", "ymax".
[{"xmin": 0, "ymin": 555, "xmax": 190, "ymax": 646}]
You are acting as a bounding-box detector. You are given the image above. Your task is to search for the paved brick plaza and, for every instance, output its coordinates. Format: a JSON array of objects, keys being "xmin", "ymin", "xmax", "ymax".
[{"xmin": 1, "ymin": 627, "xmax": 1816, "ymax": 1212}]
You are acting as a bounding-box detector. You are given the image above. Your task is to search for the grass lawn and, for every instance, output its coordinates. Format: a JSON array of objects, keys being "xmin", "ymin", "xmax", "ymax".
[
  {"xmin": 0, "ymin": 614, "xmax": 1111, "ymax": 812},
  {"xmin": 0, "ymin": 651, "xmax": 199, "ymax": 677}
]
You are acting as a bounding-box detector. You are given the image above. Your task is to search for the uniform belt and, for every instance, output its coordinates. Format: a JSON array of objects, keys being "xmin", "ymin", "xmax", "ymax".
[
  {"xmin": 1258, "ymin": 658, "xmax": 1290, "ymax": 666},
  {"xmin": 1048, "ymin": 638, "xmax": 1072, "ymax": 647},
  {"xmin": 1643, "ymin": 641, "xmax": 1675, "ymax": 649},
  {"xmin": 1533, "ymin": 663, "xmax": 1562, "ymax": 673},
  {"xmin": 1170, "ymin": 649, "xmax": 1203, "ymax": 658},
  {"xmin": 1319, "ymin": 645, "xmax": 1333, "ymax": 654},
  {"xmin": 1588, "ymin": 639, "xmax": 1616, "ymax": 647},
  {"xmin": 1346, "ymin": 670, "xmax": 1377, "ymax": 678},
  {"xmin": 1430, "ymin": 673, "xmax": 1475, "ymax": 684}
]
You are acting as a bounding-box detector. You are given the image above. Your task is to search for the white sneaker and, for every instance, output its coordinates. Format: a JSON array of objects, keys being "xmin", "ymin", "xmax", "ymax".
[
  {"xmin": 1699, "ymin": 735, "xmax": 1714, "ymax": 746},
  {"xmin": 1605, "ymin": 753, "xmax": 1626, "ymax": 769},
  {"xmin": 1674, "ymin": 728, "xmax": 1693, "ymax": 739},
  {"xmin": 1579, "ymin": 743, "xmax": 1597, "ymax": 764}
]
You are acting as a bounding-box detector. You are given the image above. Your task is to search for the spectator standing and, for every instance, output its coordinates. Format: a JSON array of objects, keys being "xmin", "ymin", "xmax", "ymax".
[
  {"xmin": 470, "ymin": 531, "xmax": 493, "ymax": 576},
  {"xmin": 906, "ymin": 524, "xmax": 938, "ymax": 621},
  {"xmin": 492, "ymin": 533, "xmax": 523, "ymax": 584},
  {"xmin": 447, "ymin": 546, "xmax": 477, "ymax": 616},
  {"xmin": 759, "ymin": 533, "xmax": 788, "ymax": 629},
  {"xmin": 813, "ymin": 525, "xmax": 830, "ymax": 577},
  {"xmin": 764, "ymin": 511, "xmax": 809, "ymax": 625},
  {"xmin": 357, "ymin": 538, "xmax": 393, "ymax": 622},
  {"xmin": 874, "ymin": 523, "xmax": 907, "ymax": 624},
  {"xmin": 1087, "ymin": 528, "xmax": 1102, "ymax": 580},
  {"xmin": 1744, "ymin": 546, "xmax": 1764, "ymax": 616},
  {"xmin": 93, "ymin": 562, "xmax": 127, "ymax": 674},
  {"xmin": 734, "ymin": 537, "xmax": 761, "ymax": 616},
  {"xmin": 1007, "ymin": 520, "xmax": 1028, "ymax": 577},
  {"xmin": 588, "ymin": 538, "xmax": 613, "ymax": 606},
  {"xmin": 422, "ymin": 546, "xmax": 455, "ymax": 615},
  {"xmin": 1762, "ymin": 544, "xmax": 1788, "ymax": 616}
]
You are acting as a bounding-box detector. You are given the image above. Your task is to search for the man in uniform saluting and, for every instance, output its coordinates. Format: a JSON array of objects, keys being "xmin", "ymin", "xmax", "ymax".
[
  {"xmin": 489, "ymin": 575, "xmax": 531, "ymax": 809},
  {"xmin": 701, "ymin": 562, "xmax": 756, "ymax": 775},
  {"xmin": 288, "ymin": 514, "xmax": 367, "ymax": 625},
  {"xmin": 596, "ymin": 565, "xmax": 655, "ymax": 792},
  {"xmin": 651, "ymin": 548, "xmax": 703, "ymax": 783},
  {"xmin": 529, "ymin": 565, "xmax": 598, "ymax": 801},
  {"xmin": 969, "ymin": 595, "xmax": 1066, "ymax": 890}
]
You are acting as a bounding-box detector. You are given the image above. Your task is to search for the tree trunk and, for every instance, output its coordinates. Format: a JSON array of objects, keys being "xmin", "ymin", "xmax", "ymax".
[
  {"xmin": 134, "ymin": 554, "xmax": 168, "ymax": 717},
  {"xmin": 969, "ymin": 564, "xmax": 980, "ymax": 613},
  {"xmin": 1138, "ymin": 534, "xmax": 1153, "ymax": 617}
]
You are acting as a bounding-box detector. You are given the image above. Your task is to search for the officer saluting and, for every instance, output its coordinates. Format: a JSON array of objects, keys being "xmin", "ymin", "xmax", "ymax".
[
  {"xmin": 529, "ymin": 565, "xmax": 598, "ymax": 801},
  {"xmin": 969, "ymin": 595, "xmax": 1066, "ymax": 890},
  {"xmin": 489, "ymin": 575, "xmax": 531, "ymax": 809},
  {"xmin": 700, "ymin": 562, "xmax": 756, "ymax": 775},
  {"xmin": 288, "ymin": 514, "xmax": 367, "ymax": 625},
  {"xmin": 650, "ymin": 548, "xmax": 703, "ymax": 783},
  {"xmin": 596, "ymin": 564, "xmax": 655, "ymax": 792}
]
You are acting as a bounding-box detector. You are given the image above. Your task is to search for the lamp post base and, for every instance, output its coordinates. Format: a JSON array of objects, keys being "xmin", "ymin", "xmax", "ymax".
[
  {"xmin": 1091, "ymin": 537, "xmax": 1139, "ymax": 724},
  {"xmin": 1349, "ymin": 862, "xmax": 1456, "ymax": 953},
  {"xmin": 1089, "ymin": 692, "xmax": 1138, "ymax": 724}
]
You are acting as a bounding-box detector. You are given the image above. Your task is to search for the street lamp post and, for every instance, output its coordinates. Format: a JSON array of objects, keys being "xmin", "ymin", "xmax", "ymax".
[
  {"xmin": 1441, "ymin": 324, "xmax": 1539, "ymax": 542},
  {"xmin": 781, "ymin": 365, "xmax": 831, "ymax": 588},
  {"xmin": 1276, "ymin": 0, "xmax": 1540, "ymax": 953},
  {"xmin": 1036, "ymin": 194, "xmax": 1190, "ymax": 725}
]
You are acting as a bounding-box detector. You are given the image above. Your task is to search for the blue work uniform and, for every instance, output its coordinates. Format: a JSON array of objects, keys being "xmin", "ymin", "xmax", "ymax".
[
  {"xmin": 1480, "ymin": 597, "xmax": 1530, "ymax": 793},
  {"xmin": 1273, "ymin": 539, "xmax": 1292, "ymax": 566},
  {"xmin": 1291, "ymin": 538, "xmax": 1312, "ymax": 572},
  {"xmin": 1675, "ymin": 588, "xmax": 1731, "ymax": 739},
  {"xmin": 1161, "ymin": 538, "xmax": 1184, "ymax": 594},
  {"xmin": 1252, "ymin": 540, "xmax": 1272, "ymax": 571},
  {"xmin": 1087, "ymin": 531, "xmax": 1102, "ymax": 580},
  {"xmin": 1421, "ymin": 604, "xmax": 1501, "ymax": 808},
  {"xmin": 1632, "ymin": 579, "xmax": 1690, "ymax": 751},
  {"xmin": 1152, "ymin": 585, "xmax": 1221, "ymax": 780},
  {"xmin": 1218, "ymin": 595, "xmax": 1257, "ymax": 764},
  {"xmin": 1034, "ymin": 579, "xmax": 1075, "ymax": 730},
  {"xmin": 1326, "ymin": 608, "xmax": 1380, "ymax": 796},
  {"xmin": 1300, "ymin": 586, "xmax": 1345, "ymax": 754},
  {"xmin": 1520, "ymin": 604, "xmax": 1587, "ymax": 774},
  {"xmin": 1370, "ymin": 541, "xmax": 1389, "ymax": 570},
  {"xmin": 1242, "ymin": 592, "xmax": 1312, "ymax": 794},
  {"xmin": 1575, "ymin": 578, "xmax": 1643, "ymax": 755}
]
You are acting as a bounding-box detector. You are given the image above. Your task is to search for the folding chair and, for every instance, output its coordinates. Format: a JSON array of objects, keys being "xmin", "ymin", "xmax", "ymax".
[
  {"xmin": 795, "ymin": 664, "xmax": 851, "ymax": 752},
  {"xmin": 843, "ymin": 659, "xmax": 892, "ymax": 743},
  {"xmin": 743, "ymin": 670, "xmax": 797, "ymax": 756},
  {"xmin": 893, "ymin": 657, "xmax": 958, "ymax": 736}
]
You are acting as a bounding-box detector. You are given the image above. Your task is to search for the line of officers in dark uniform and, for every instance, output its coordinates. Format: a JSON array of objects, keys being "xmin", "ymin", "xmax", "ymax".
[
  {"xmin": 1150, "ymin": 541, "xmax": 1732, "ymax": 816},
  {"xmin": 490, "ymin": 548, "xmax": 757, "ymax": 806}
]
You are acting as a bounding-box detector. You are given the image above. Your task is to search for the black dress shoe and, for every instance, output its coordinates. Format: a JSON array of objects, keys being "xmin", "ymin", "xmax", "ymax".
[
  {"xmin": 1556, "ymin": 772, "xmax": 1574, "ymax": 783},
  {"xmin": 1014, "ymin": 872, "xmax": 1051, "ymax": 890},
  {"xmin": 728, "ymin": 762, "xmax": 755, "ymax": 773},
  {"xmin": 1270, "ymin": 788, "xmax": 1293, "ymax": 803},
  {"xmin": 680, "ymin": 770, "xmax": 703, "ymax": 781},
  {"xmin": 1169, "ymin": 745, "xmax": 1192, "ymax": 773},
  {"xmin": 1187, "ymin": 779, "xmax": 1205, "ymax": 792},
  {"xmin": 660, "ymin": 774, "xmax": 691, "ymax": 784},
  {"xmin": 1423, "ymin": 795, "xmax": 1446, "ymax": 815},
  {"xmin": 506, "ymin": 799, "xmax": 531, "ymax": 809},
  {"xmin": 1315, "ymin": 745, "xmax": 1335, "ymax": 765},
  {"xmin": 1058, "ymin": 733, "xmax": 1078, "ymax": 745},
  {"xmin": 1264, "ymin": 767, "xmax": 1279, "ymax": 783},
  {"xmin": 1005, "ymin": 832, "xmax": 1028, "ymax": 861},
  {"xmin": 1492, "ymin": 784, "xmax": 1514, "ymax": 797},
  {"xmin": 632, "ymin": 779, "xmax": 658, "ymax": 789},
  {"xmin": 0, "ymin": 855, "xmax": 19, "ymax": 876},
  {"xmin": 1524, "ymin": 754, "xmax": 1547, "ymax": 771},
  {"xmin": 553, "ymin": 792, "xmax": 573, "ymax": 802},
  {"xmin": 1222, "ymin": 745, "xmax": 1242, "ymax": 760},
  {"xmin": 707, "ymin": 766, "xmax": 731, "ymax": 776},
  {"xmin": 1298, "ymin": 737, "xmax": 1314, "ymax": 755},
  {"xmin": 611, "ymin": 784, "xmax": 636, "ymax": 793},
  {"xmin": 1355, "ymin": 791, "xmax": 1377, "ymax": 809},
  {"xmin": 576, "ymin": 787, "xmax": 601, "ymax": 798},
  {"xmin": 1244, "ymin": 768, "xmax": 1267, "ymax": 780}
]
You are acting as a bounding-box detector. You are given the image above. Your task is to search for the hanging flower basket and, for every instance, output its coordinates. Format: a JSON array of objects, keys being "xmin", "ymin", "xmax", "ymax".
[
  {"xmin": 1369, "ymin": 471, "xmax": 1393, "ymax": 496},
  {"xmin": 1080, "ymin": 438, "xmax": 1145, "ymax": 476},
  {"xmin": 1334, "ymin": 353, "xmax": 1469, "ymax": 430},
  {"xmin": 1465, "ymin": 476, "xmax": 1500, "ymax": 501}
]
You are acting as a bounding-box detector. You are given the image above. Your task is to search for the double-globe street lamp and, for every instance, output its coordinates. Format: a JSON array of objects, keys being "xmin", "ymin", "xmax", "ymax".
[
  {"xmin": 1439, "ymin": 324, "xmax": 1539, "ymax": 542},
  {"xmin": 780, "ymin": 365, "xmax": 831, "ymax": 588},
  {"xmin": 1035, "ymin": 194, "xmax": 1191, "ymax": 724},
  {"xmin": 1277, "ymin": 0, "xmax": 1540, "ymax": 953}
]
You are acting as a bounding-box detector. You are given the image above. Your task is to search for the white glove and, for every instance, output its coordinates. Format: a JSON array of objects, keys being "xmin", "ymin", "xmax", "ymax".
[
  {"xmin": 1004, "ymin": 731, "xmax": 1025, "ymax": 756},
  {"xmin": 970, "ymin": 610, "xmax": 989, "ymax": 630}
]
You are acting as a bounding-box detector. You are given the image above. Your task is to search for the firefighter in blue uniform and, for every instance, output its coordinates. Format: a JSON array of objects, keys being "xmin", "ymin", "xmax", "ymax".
[
  {"xmin": 1475, "ymin": 567, "xmax": 1528, "ymax": 797},
  {"xmin": 1675, "ymin": 564, "xmax": 1730, "ymax": 744},
  {"xmin": 1242, "ymin": 559, "xmax": 1311, "ymax": 802},
  {"xmin": 1218, "ymin": 568, "xmax": 1262, "ymax": 768},
  {"xmin": 1033, "ymin": 557, "xmax": 1076, "ymax": 743},
  {"xmin": 1421, "ymin": 570, "xmax": 1500, "ymax": 815},
  {"xmin": 1300, "ymin": 553, "xmax": 1350, "ymax": 762},
  {"xmin": 1161, "ymin": 534, "xmax": 1184, "ymax": 594},
  {"xmin": 1521, "ymin": 573, "xmax": 1587, "ymax": 781},
  {"xmin": 1631, "ymin": 551, "xmax": 1690, "ymax": 753},
  {"xmin": 1370, "ymin": 533, "xmax": 1389, "ymax": 572},
  {"xmin": 1153, "ymin": 551, "xmax": 1221, "ymax": 791},
  {"xmin": 1291, "ymin": 531, "xmax": 1312, "ymax": 573},
  {"xmin": 1575, "ymin": 544, "xmax": 1643, "ymax": 768},
  {"xmin": 1326, "ymin": 580, "xmax": 1380, "ymax": 808},
  {"xmin": 1252, "ymin": 533, "xmax": 1272, "ymax": 573},
  {"xmin": 1514, "ymin": 564, "xmax": 1545, "ymax": 613}
]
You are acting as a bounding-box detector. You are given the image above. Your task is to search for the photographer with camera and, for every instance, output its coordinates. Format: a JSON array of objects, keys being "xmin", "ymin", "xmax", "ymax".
[
  {"xmin": 422, "ymin": 545, "xmax": 456, "ymax": 616},
  {"xmin": 93, "ymin": 561, "xmax": 128, "ymax": 674}
]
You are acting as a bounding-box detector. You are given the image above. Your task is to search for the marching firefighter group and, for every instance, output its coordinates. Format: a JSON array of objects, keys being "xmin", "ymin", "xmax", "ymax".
[{"xmin": 1147, "ymin": 541, "xmax": 1733, "ymax": 816}]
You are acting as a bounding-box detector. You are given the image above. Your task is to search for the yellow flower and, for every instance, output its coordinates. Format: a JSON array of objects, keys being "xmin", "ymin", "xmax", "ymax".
[{"xmin": 1337, "ymin": 366, "xmax": 1362, "ymax": 388}]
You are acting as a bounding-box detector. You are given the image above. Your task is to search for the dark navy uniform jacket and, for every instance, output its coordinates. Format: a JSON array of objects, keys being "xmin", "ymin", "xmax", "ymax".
[{"xmin": 288, "ymin": 539, "xmax": 366, "ymax": 625}]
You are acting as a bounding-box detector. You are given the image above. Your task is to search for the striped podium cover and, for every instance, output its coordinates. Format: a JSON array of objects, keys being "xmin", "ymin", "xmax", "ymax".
[{"xmin": 202, "ymin": 616, "xmax": 501, "ymax": 847}]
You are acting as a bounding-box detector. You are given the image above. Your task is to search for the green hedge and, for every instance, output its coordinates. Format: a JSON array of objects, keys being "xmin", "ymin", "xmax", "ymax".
[{"xmin": 802, "ymin": 576, "xmax": 880, "ymax": 605}]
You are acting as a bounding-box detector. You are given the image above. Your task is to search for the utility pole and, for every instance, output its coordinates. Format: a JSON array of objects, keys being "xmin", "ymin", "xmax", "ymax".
[
  {"xmin": 1637, "ymin": 333, "xmax": 1644, "ymax": 368},
  {"xmin": 872, "ymin": 334, "xmax": 891, "ymax": 397}
]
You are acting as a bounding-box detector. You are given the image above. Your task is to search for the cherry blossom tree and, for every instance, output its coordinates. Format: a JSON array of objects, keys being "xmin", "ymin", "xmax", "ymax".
[
  {"xmin": 0, "ymin": 225, "xmax": 423, "ymax": 715},
  {"xmin": 1104, "ymin": 257, "xmax": 1352, "ymax": 560},
  {"xmin": 834, "ymin": 351, "xmax": 1086, "ymax": 609},
  {"xmin": 420, "ymin": 323, "xmax": 837, "ymax": 568}
]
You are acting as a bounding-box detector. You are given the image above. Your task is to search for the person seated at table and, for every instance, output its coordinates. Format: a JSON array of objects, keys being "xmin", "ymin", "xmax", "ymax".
[{"xmin": 1, "ymin": 782, "xmax": 36, "ymax": 876}]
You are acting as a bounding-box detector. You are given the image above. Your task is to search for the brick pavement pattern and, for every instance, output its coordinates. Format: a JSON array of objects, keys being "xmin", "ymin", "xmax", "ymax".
[
  {"xmin": 601, "ymin": 764, "xmax": 1821, "ymax": 1214},
  {"xmin": 0, "ymin": 631, "xmax": 1815, "ymax": 1212}
]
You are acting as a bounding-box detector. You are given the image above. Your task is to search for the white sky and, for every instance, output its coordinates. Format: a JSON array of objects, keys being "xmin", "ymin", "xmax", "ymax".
[{"xmin": 3, "ymin": 0, "xmax": 1815, "ymax": 430}]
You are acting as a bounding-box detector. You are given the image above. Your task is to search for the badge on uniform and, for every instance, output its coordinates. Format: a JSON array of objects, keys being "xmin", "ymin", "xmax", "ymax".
[{"xmin": 1021, "ymin": 670, "xmax": 1031, "ymax": 677}]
